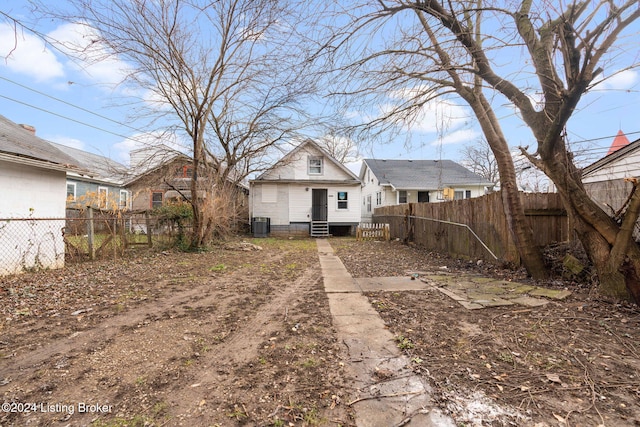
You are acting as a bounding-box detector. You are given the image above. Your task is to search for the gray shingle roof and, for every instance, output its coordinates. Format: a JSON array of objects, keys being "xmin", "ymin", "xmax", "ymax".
[
  {"xmin": 49, "ymin": 142, "xmax": 128, "ymax": 184},
  {"xmin": 363, "ymin": 159, "xmax": 493, "ymax": 189},
  {"xmin": 0, "ymin": 114, "xmax": 78, "ymax": 167}
]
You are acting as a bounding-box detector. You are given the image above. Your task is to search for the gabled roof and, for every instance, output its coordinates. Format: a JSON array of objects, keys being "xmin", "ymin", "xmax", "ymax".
[
  {"xmin": 0, "ymin": 114, "xmax": 79, "ymax": 171},
  {"xmin": 583, "ymin": 136, "xmax": 640, "ymax": 178},
  {"xmin": 362, "ymin": 159, "xmax": 493, "ymax": 190},
  {"xmin": 607, "ymin": 130, "xmax": 630, "ymax": 156},
  {"xmin": 253, "ymin": 139, "xmax": 360, "ymax": 183},
  {"xmin": 49, "ymin": 142, "xmax": 128, "ymax": 185}
]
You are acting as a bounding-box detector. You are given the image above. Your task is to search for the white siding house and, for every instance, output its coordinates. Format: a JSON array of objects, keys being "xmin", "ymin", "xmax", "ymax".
[
  {"xmin": 250, "ymin": 140, "xmax": 362, "ymax": 237},
  {"xmin": 360, "ymin": 159, "xmax": 493, "ymax": 222},
  {"xmin": 582, "ymin": 135, "xmax": 640, "ymax": 239},
  {"xmin": 0, "ymin": 115, "xmax": 79, "ymax": 275}
]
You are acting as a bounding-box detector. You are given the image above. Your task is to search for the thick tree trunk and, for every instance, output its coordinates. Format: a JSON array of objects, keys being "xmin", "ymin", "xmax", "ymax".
[
  {"xmin": 540, "ymin": 143, "xmax": 640, "ymax": 302},
  {"xmin": 467, "ymin": 95, "xmax": 548, "ymax": 279}
]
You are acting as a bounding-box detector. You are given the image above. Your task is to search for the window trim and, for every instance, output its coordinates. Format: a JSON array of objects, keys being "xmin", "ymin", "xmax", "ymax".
[
  {"xmin": 66, "ymin": 182, "xmax": 76, "ymax": 201},
  {"xmin": 308, "ymin": 156, "xmax": 323, "ymax": 175},
  {"xmin": 151, "ymin": 191, "xmax": 164, "ymax": 209},
  {"xmin": 337, "ymin": 191, "xmax": 348, "ymax": 210},
  {"xmin": 98, "ymin": 186, "xmax": 109, "ymax": 209},
  {"xmin": 398, "ymin": 190, "xmax": 408, "ymax": 204},
  {"xmin": 119, "ymin": 190, "xmax": 129, "ymax": 210}
]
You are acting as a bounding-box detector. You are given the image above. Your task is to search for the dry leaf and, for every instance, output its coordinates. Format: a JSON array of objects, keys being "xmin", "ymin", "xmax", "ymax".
[
  {"xmin": 552, "ymin": 413, "xmax": 566, "ymax": 423},
  {"xmin": 546, "ymin": 373, "xmax": 562, "ymax": 383}
]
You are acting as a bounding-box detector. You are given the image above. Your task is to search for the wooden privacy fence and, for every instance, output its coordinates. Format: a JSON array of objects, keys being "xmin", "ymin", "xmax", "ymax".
[
  {"xmin": 356, "ymin": 222, "xmax": 390, "ymax": 241},
  {"xmin": 373, "ymin": 191, "xmax": 569, "ymax": 265}
]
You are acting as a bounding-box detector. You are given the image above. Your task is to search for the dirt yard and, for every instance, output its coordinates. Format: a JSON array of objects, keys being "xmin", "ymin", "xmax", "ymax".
[
  {"xmin": 1, "ymin": 237, "xmax": 639, "ymax": 427},
  {"xmin": 334, "ymin": 239, "xmax": 640, "ymax": 427}
]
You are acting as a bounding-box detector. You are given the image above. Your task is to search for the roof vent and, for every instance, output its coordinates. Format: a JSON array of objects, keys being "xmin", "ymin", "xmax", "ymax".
[{"xmin": 19, "ymin": 124, "xmax": 36, "ymax": 134}]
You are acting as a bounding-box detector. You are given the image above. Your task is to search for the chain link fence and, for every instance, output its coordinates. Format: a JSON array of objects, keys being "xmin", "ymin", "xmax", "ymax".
[{"xmin": 0, "ymin": 209, "xmax": 189, "ymax": 275}]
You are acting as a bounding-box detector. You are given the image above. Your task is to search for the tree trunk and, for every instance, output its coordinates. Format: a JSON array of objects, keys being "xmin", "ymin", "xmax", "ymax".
[
  {"xmin": 539, "ymin": 141, "xmax": 640, "ymax": 302},
  {"xmin": 466, "ymin": 94, "xmax": 548, "ymax": 279}
]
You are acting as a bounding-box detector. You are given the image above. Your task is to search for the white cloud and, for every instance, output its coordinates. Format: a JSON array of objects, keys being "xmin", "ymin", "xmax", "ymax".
[
  {"xmin": 48, "ymin": 22, "xmax": 133, "ymax": 89},
  {"xmin": 48, "ymin": 136, "xmax": 85, "ymax": 150},
  {"xmin": 0, "ymin": 23, "xmax": 65, "ymax": 81},
  {"xmin": 429, "ymin": 128, "xmax": 480, "ymax": 146},
  {"xmin": 597, "ymin": 69, "xmax": 639, "ymax": 91}
]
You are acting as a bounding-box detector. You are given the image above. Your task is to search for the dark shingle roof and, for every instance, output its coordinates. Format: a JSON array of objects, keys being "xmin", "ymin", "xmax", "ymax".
[
  {"xmin": 363, "ymin": 159, "xmax": 492, "ymax": 189},
  {"xmin": 49, "ymin": 142, "xmax": 128, "ymax": 183},
  {"xmin": 0, "ymin": 114, "xmax": 78, "ymax": 167}
]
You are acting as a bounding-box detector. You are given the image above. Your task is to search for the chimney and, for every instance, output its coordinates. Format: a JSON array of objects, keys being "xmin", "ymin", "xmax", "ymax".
[{"xmin": 19, "ymin": 124, "xmax": 36, "ymax": 134}]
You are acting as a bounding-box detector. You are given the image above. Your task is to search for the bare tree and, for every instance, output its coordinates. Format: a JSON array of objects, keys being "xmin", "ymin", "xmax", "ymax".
[
  {"xmin": 324, "ymin": 1, "xmax": 640, "ymax": 300},
  {"xmin": 38, "ymin": 0, "xmax": 317, "ymax": 248},
  {"xmin": 460, "ymin": 138, "xmax": 499, "ymax": 185},
  {"xmin": 316, "ymin": 133, "xmax": 360, "ymax": 164}
]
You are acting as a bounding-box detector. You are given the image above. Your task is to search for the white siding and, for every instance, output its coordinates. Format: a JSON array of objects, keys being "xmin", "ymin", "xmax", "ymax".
[
  {"xmin": 0, "ymin": 160, "xmax": 66, "ymax": 275},
  {"xmin": 250, "ymin": 183, "xmax": 289, "ymax": 225},
  {"xmin": 583, "ymin": 150, "xmax": 640, "ymax": 183},
  {"xmin": 327, "ymin": 186, "xmax": 361, "ymax": 223},
  {"xmin": 289, "ymin": 185, "xmax": 312, "ymax": 222}
]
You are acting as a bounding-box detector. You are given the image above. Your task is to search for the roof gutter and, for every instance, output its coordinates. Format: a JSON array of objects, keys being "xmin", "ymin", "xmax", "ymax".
[{"xmin": 0, "ymin": 152, "xmax": 82, "ymax": 173}]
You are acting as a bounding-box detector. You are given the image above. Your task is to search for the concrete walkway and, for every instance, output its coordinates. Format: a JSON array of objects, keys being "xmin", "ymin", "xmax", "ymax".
[{"xmin": 316, "ymin": 239, "xmax": 454, "ymax": 427}]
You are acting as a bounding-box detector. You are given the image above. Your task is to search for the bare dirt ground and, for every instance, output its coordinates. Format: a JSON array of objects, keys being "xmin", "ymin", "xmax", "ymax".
[
  {"xmin": 2, "ymin": 237, "xmax": 639, "ymax": 427},
  {"xmin": 333, "ymin": 239, "xmax": 640, "ymax": 427},
  {"xmin": 1, "ymin": 238, "xmax": 352, "ymax": 427}
]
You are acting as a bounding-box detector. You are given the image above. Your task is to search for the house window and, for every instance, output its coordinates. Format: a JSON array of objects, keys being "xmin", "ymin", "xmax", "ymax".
[
  {"xmin": 466, "ymin": 190, "xmax": 472, "ymax": 199},
  {"xmin": 418, "ymin": 191, "xmax": 429, "ymax": 203},
  {"xmin": 66, "ymin": 182, "xmax": 76, "ymax": 201},
  {"xmin": 454, "ymin": 190, "xmax": 464, "ymax": 200},
  {"xmin": 308, "ymin": 156, "xmax": 323, "ymax": 175},
  {"xmin": 151, "ymin": 191, "xmax": 163, "ymax": 209},
  {"xmin": 366, "ymin": 195, "xmax": 371, "ymax": 212},
  {"xmin": 399, "ymin": 190, "xmax": 407, "ymax": 204},
  {"xmin": 176, "ymin": 165, "xmax": 193, "ymax": 178},
  {"xmin": 119, "ymin": 190, "xmax": 129, "ymax": 210},
  {"xmin": 98, "ymin": 187, "xmax": 108, "ymax": 209},
  {"xmin": 376, "ymin": 191, "xmax": 382, "ymax": 205},
  {"xmin": 337, "ymin": 191, "xmax": 348, "ymax": 209}
]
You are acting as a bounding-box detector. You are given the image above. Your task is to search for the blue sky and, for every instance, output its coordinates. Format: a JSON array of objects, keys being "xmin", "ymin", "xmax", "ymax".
[{"xmin": 1, "ymin": 1, "xmax": 639, "ymax": 173}]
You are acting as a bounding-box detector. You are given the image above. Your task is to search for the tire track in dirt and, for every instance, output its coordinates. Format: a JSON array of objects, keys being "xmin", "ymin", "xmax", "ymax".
[{"xmin": 0, "ymin": 251, "xmax": 289, "ymax": 386}]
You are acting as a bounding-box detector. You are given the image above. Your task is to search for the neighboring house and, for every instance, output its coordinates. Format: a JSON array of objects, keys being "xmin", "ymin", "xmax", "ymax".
[
  {"xmin": 250, "ymin": 139, "xmax": 362, "ymax": 237},
  {"xmin": 126, "ymin": 147, "xmax": 196, "ymax": 211},
  {"xmin": 126, "ymin": 146, "xmax": 248, "ymax": 229},
  {"xmin": 582, "ymin": 133, "xmax": 640, "ymax": 229},
  {"xmin": 50, "ymin": 142, "xmax": 130, "ymax": 211},
  {"xmin": 0, "ymin": 115, "xmax": 80, "ymax": 274},
  {"xmin": 360, "ymin": 159, "xmax": 493, "ymax": 222}
]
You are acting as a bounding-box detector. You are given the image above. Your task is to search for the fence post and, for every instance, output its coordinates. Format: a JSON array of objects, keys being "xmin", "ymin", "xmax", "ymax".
[
  {"xmin": 86, "ymin": 206, "xmax": 95, "ymax": 260},
  {"xmin": 113, "ymin": 218, "xmax": 117, "ymax": 260},
  {"xmin": 145, "ymin": 211, "xmax": 153, "ymax": 248}
]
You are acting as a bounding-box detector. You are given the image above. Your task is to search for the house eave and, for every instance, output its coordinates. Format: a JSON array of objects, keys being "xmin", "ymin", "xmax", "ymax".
[
  {"xmin": 250, "ymin": 179, "xmax": 361, "ymax": 185},
  {"xmin": 0, "ymin": 151, "xmax": 81, "ymax": 173}
]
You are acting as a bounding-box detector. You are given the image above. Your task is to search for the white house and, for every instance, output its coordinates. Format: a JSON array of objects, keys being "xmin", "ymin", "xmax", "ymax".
[
  {"xmin": 582, "ymin": 132, "xmax": 640, "ymax": 222},
  {"xmin": 360, "ymin": 159, "xmax": 493, "ymax": 222},
  {"xmin": 0, "ymin": 115, "xmax": 80, "ymax": 275},
  {"xmin": 250, "ymin": 139, "xmax": 362, "ymax": 237}
]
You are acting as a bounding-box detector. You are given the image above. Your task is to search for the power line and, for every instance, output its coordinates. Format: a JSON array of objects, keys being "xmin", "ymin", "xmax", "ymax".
[
  {"xmin": 0, "ymin": 75, "xmax": 148, "ymax": 134},
  {"xmin": 0, "ymin": 94, "xmax": 152, "ymax": 144}
]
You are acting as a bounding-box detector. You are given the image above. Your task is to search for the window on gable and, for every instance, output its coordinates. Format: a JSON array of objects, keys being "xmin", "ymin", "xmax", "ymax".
[
  {"xmin": 176, "ymin": 165, "xmax": 193, "ymax": 178},
  {"xmin": 337, "ymin": 191, "xmax": 348, "ymax": 209},
  {"xmin": 376, "ymin": 191, "xmax": 382, "ymax": 205},
  {"xmin": 308, "ymin": 156, "xmax": 323, "ymax": 175},
  {"xmin": 366, "ymin": 194, "xmax": 371, "ymax": 212}
]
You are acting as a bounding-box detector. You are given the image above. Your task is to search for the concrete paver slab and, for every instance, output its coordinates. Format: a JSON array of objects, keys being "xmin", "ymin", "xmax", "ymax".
[
  {"xmin": 355, "ymin": 276, "xmax": 431, "ymax": 292},
  {"xmin": 317, "ymin": 240, "xmax": 453, "ymax": 426}
]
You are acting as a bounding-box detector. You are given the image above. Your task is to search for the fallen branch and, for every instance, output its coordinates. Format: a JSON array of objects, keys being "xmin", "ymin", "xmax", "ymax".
[{"xmin": 347, "ymin": 390, "xmax": 423, "ymax": 406}]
